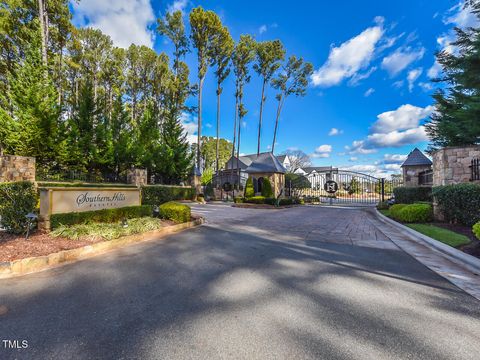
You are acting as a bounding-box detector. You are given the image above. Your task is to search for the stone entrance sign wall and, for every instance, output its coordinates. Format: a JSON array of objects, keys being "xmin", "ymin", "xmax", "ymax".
[
  {"xmin": 432, "ymin": 145, "xmax": 480, "ymax": 186},
  {"xmin": 0, "ymin": 155, "xmax": 35, "ymax": 182},
  {"xmin": 39, "ymin": 187, "xmax": 141, "ymax": 229}
]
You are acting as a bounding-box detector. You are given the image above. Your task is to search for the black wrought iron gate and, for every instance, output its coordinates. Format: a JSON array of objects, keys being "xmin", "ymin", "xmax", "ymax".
[{"xmin": 286, "ymin": 169, "xmax": 402, "ymax": 205}]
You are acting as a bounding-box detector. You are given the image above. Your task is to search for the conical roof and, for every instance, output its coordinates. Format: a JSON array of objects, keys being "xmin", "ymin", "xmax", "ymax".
[{"xmin": 401, "ymin": 148, "xmax": 432, "ymax": 167}]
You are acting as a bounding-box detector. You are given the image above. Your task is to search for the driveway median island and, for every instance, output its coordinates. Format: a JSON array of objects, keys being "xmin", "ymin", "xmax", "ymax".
[{"xmin": 0, "ymin": 202, "xmax": 202, "ymax": 278}]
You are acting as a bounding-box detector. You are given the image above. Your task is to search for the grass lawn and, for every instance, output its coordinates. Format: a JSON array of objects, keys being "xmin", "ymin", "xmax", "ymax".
[
  {"xmin": 405, "ymin": 223, "xmax": 471, "ymax": 248},
  {"xmin": 378, "ymin": 208, "xmax": 471, "ymax": 248},
  {"xmin": 51, "ymin": 217, "xmax": 164, "ymax": 241}
]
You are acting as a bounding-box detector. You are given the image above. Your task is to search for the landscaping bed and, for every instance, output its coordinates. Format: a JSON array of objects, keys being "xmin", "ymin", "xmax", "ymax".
[
  {"xmin": 232, "ymin": 203, "xmax": 297, "ymax": 209},
  {"xmin": 0, "ymin": 218, "xmax": 174, "ymax": 262},
  {"xmin": 379, "ymin": 207, "xmax": 480, "ymax": 259}
]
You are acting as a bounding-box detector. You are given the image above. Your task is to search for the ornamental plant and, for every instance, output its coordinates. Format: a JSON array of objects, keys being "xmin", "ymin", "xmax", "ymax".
[
  {"xmin": 244, "ymin": 177, "xmax": 254, "ymax": 198},
  {"xmin": 473, "ymin": 222, "xmax": 480, "ymax": 240},
  {"xmin": 0, "ymin": 181, "xmax": 37, "ymax": 234},
  {"xmin": 261, "ymin": 178, "xmax": 273, "ymax": 197}
]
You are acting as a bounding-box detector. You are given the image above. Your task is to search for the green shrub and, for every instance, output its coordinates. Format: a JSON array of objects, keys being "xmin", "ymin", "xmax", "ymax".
[
  {"xmin": 244, "ymin": 177, "xmax": 254, "ymax": 198},
  {"xmin": 50, "ymin": 205, "xmax": 153, "ymax": 229},
  {"xmin": 393, "ymin": 187, "xmax": 432, "ymax": 204},
  {"xmin": 52, "ymin": 217, "xmax": 163, "ymax": 241},
  {"xmin": 158, "ymin": 201, "xmax": 191, "ymax": 223},
  {"xmin": 234, "ymin": 196, "xmax": 244, "ymax": 204},
  {"xmin": 377, "ymin": 201, "xmax": 389, "ymax": 210},
  {"xmin": 261, "ymin": 178, "xmax": 273, "ymax": 197},
  {"xmin": 0, "ymin": 181, "xmax": 38, "ymax": 234},
  {"xmin": 390, "ymin": 204, "xmax": 407, "ymax": 219},
  {"xmin": 264, "ymin": 197, "xmax": 276, "ymax": 205},
  {"xmin": 141, "ymin": 185, "xmax": 195, "ymax": 206},
  {"xmin": 433, "ymin": 184, "xmax": 480, "ymax": 226},
  {"xmin": 395, "ymin": 203, "xmax": 433, "ymax": 223},
  {"xmin": 245, "ymin": 196, "xmax": 266, "ymax": 204},
  {"xmin": 279, "ymin": 198, "xmax": 294, "ymax": 206},
  {"xmin": 473, "ymin": 222, "xmax": 480, "ymax": 240}
]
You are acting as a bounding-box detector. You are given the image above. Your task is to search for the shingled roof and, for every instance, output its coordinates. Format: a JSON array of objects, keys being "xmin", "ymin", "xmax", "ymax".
[
  {"xmin": 401, "ymin": 148, "xmax": 432, "ymax": 167},
  {"xmin": 245, "ymin": 152, "xmax": 287, "ymax": 174}
]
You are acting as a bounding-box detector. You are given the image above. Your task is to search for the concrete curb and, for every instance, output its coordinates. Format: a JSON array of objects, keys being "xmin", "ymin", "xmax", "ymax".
[
  {"xmin": 375, "ymin": 209, "xmax": 480, "ymax": 274},
  {"xmin": 0, "ymin": 217, "xmax": 204, "ymax": 279}
]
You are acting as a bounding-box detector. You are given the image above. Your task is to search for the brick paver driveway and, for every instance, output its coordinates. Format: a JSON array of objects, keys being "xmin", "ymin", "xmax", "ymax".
[{"xmin": 1, "ymin": 202, "xmax": 480, "ymax": 359}]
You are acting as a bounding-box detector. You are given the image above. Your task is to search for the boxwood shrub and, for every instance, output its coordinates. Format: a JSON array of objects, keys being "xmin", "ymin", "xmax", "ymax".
[
  {"xmin": 261, "ymin": 178, "xmax": 273, "ymax": 198},
  {"xmin": 389, "ymin": 204, "xmax": 407, "ymax": 219},
  {"xmin": 234, "ymin": 196, "xmax": 244, "ymax": 204},
  {"xmin": 0, "ymin": 181, "xmax": 38, "ymax": 234},
  {"xmin": 244, "ymin": 177, "xmax": 254, "ymax": 198},
  {"xmin": 141, "ymin": 185, "xmax": 195, "ymax": 206},
  {"xmin": 473, "ymin": 222, "xmax": 480, "ymax": 240},
  {"xmin": 392, "ymin": 203, "xmax": 433, "ymax": 223},
  {"xmin": 432, "ymin": 184, "xmax": 480, "ymax": 226},
  {"xmin": 393, "ymin": 186, "xmax": 432, "ymax": 204},
  {"xmin": 50, "ymin": 205, "xmax": 153, "ymax": 229},
  {"xmin": 159, "ymin": 201, "xmax": 191, "ymax": 223},
  {"xmin": 245, "ymin": 196, "xmax": 266, "ymax": 204}
]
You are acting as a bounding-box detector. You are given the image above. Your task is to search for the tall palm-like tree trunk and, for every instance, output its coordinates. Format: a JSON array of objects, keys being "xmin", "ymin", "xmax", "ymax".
[
  {"xmin": 257, "ymin": 80, "xmax": 266, "ymax": 155},
  {"xmin": 216, "ymin": 85, "xmax": 221, "ymax": 172},
  {"xmin": 271, "ymin": 94, "xmax": 284, "ymax": 153}
]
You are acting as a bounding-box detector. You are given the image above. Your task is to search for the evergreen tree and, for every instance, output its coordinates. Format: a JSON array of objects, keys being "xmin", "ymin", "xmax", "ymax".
[
  {"xmin": 425, "ymin": 5, "xmax": 480, "ymax": 149},
  {"xmin": 5, "ymin": 32, "xmax": 60, "ymax": 165}
]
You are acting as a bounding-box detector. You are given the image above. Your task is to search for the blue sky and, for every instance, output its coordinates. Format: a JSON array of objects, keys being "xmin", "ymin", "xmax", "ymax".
[{"xmin": 71, "ymin": 1, "xmax": 479, "ymax": 177}]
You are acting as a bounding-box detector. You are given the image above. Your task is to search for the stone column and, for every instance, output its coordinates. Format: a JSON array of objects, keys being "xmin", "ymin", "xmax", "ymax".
[
  {"xmin": 0, "ymin": 155, "xmax": 36, "ymax": 183},
  {"xmin": 127, "ymin": 168, "xmax": 147, "ymax": 187}
]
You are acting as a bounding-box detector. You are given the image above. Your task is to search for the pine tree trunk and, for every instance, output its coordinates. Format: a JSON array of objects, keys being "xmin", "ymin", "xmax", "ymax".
[
  {"xmin": 271, "ymin": 94, "xmax": 284, "ymax": 154},
  {"xmin": 197, "ymin": 77, "xmax": 204, "ymax": 170},
  {"xmin": 257, "ymin": 79, "xmax": 266, "ymax": 155},
  {"xmin": 231, "ymin": 94, "xmax": 238, "ymax": 171},
  {"xmin": 38, "ymin": 0, "xmax": 48, "ymax": 66},
  {"xmin": 216, "ymin": 84, "xmax": 221, "ymax": 173},
  {"xmin": 236, "ymin": 94, "xmax": 243, "ymax": 193}
]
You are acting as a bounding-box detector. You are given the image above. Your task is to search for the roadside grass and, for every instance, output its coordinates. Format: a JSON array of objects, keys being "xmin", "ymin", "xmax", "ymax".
[
  {"xmin": 378, "ymin": 208, "xmax": 471, "ymax": 248},
  {"xmin": 405, "ymin": 223, "xmax": 471, "ymax": 248},
  {"xmin": 51, "ymin": 217, "xmax": 163, "ymax": 241}
]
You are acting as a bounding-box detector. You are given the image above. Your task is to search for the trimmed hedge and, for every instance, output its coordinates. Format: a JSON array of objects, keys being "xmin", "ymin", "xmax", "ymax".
[
  {"xmin": 433, "ymin": 184, "xmax": 480, "ymax": 226},
  {"xmin": 244, "ymin": 177, "xmax": 254, "ymax": 198},
  {"xmin": 393, "ymin": 203, "xmax": 433, "ymax": 223},
  {"xmin": 159, "ymin": 201, "xmax": 191, "ymax": 223},
  {"xmin": 245, "ymin": 196, "xmax": 266, "ymax": 204},
  {"xmin": 473, "ymin": 222, "xmax": 480, "ymax": 240},
  {"xmin": 0, "ymin": 181, "xmax": 38, "ymax": 234},
  {"xmin": 234, "ymin": 196, "xmax": 244, "ymax": 204},
  {"xmin": 141, "ymin": 185, "xmax": 195, "ymax": 206},
  {"xmin": 50, "ymin": 205, "xmax": 153, "ymax": 229},
  {"xmin": 389, "ymin": 204, "xmax": 407, "ymax": 219},
  {"xmin": 261, "ymin": 178, "xmax": 273, "ymax": 198},
  {"xmin": 393, "ymin": 186, "xmax": 432, "ymax": 204},
  {"xmin": 37, "ymin": 182, "xmax": 136, "ymax": 188}
]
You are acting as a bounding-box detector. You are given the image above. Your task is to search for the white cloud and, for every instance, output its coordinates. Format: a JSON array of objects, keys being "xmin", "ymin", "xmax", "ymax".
[
  {"xmin": 349, "ymin": 157, "xmax": 358, "ymax": 162},
  {"xmin": 167, "ymin": 0, "xmax": 188, "ymax": 14},
  {"xmin": 383, "ymin": 154, "xmax": 407, "ymax": 164},
  {"xmin": 347, "ymin": 104, "xmax": 433, "ymax": 153},
  {"xmin": 348, "ymin": 66, "xmax": 377, "ymax": 86},
  {"xmin": 384, "ymin": 164, "xmax": 402, "ymax": 171},
  {"xmin": 419, "ymin": 82, "xmax": 433, "ymax": 91},
  {"xmin": 364, "ymin": 88, "xmax": 375, "ymax": 97},
  {"xmin": 311, "ymin": 22, "xmax": 384, "ymax": 87},
  {"xmin": 444, "ymin": 2, "xmax": 480, "ymax": 28},
  {"xmin": 392, "ymin": 80, "xmax": 404, "ymax": 88},
  {"xmin": 328, "ymin": 128, "xmax": 343, "ymax": 136},
  {"xmin": 180, "ymin": 112, "xmax": 198, "ymax": 144},
  {"xmin": 259, "ymin": 24, "xmax": 267, "ymax": 34},
  {"xmin": 311, "ymin": 144, "xmax": 332, "ymax": 158},
  {"xmin": 371, "ymin": 104, "xmax": 434, "ymax": 134},
  {"xmin": 407, "ymin": 68, "xmax": 423, "ymax": 91},
  {"xmin": 381, "ymin": 47, "xmax": 425, "ymax": 76},
  {"xmin": 72, "ymin": 0, "xmax": 155, "ymax": 48}
]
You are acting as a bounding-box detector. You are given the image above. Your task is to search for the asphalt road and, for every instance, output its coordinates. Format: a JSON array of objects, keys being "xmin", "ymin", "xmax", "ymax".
[{"xmin": 1, "ymin": 204, "xmax": 479, "ymax": 359}]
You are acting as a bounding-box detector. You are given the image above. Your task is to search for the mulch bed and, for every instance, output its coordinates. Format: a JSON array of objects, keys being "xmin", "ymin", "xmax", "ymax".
[
  {"xmin": 433, "ymin": 222, "xmax": 480, "ymax": 259},
  {"xmin": 0, "ymin": 218, "xmax": 177, "ymax": 262},
  {"xmin": 0, "ymin": 231, "xmax": 99, "ymax": 262}
]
